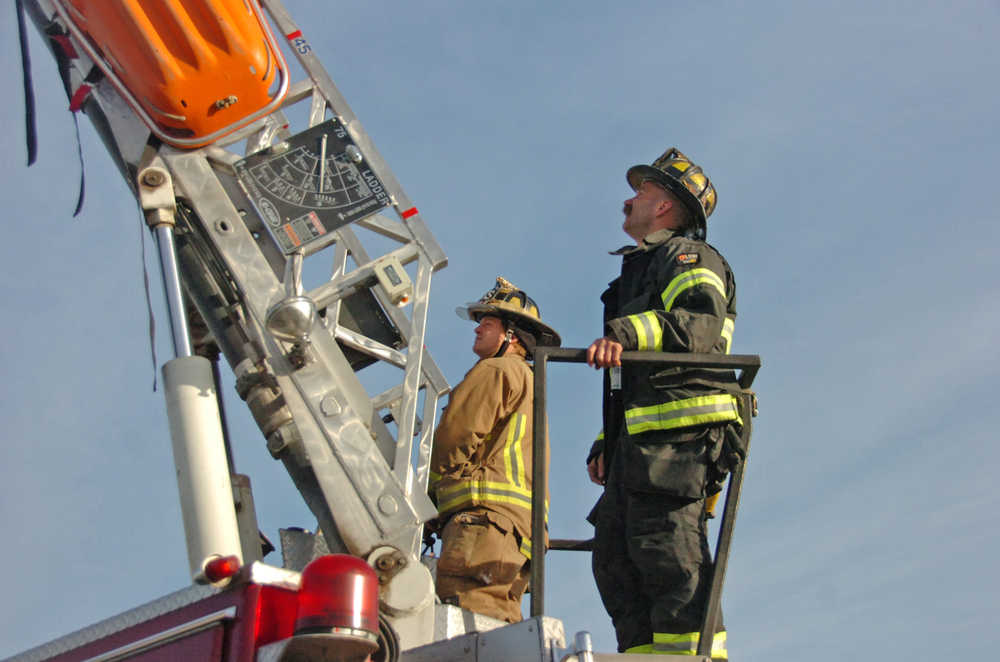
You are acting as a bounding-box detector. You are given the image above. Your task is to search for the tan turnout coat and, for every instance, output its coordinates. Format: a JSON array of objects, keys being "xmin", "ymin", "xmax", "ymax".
[{"xmin": 429, "ymin": 354, "xmax": 547, "ymax": 558}]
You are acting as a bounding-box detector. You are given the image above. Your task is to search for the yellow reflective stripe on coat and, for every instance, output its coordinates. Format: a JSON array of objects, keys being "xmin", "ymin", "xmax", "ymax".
[
  {"xmin": 436, "ymin": 480, "xmax": 531, "ymax": 512},
  {"xmin": 625, "ymin": 394, "xmax": 741, "ymax": 435},
  {"xmin": 503, "ymin": 413, "xmax": 528, "ymax": 489},
  {"xmin": 627, "ymin": 310, "xmax": 665, "ymax": 351},
  {"xmin": 721, "ymin": 317, "xmax": 734, "ymax": 354},
  {"xmin": 660, "ymin": 268, "xmax": 726, "ymax": 312},
  {"xmin": 436, "ymin": 480, "xmax": 548, "ymax": 516},
  {"xmin": 428, "ymin": 470, "xmax": 441, "ymax": 492},
  {"xmin": 652, "ymin": 630, "xmax": 727, "ymax": 657}
]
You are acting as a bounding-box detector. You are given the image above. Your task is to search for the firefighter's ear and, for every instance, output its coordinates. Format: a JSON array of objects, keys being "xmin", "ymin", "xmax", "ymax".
[{"xmin": 655, "ymin": 195, "xmax": 674, "ymax": 217}]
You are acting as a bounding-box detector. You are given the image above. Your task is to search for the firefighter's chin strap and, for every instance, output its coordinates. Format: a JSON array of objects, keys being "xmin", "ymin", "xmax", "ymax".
[{"xmin": 493, "ymin": 327, "xmax": 515, "ymax": 358}]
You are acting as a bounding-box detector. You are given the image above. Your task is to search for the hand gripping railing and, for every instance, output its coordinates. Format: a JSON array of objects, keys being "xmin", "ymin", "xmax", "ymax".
[{"xmin": 530, "ymin": 348, "xmax": 760, "ymax": 658}]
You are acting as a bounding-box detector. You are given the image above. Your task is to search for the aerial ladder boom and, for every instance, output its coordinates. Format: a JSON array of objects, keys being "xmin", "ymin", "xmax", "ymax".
[{"xmin": 23, "ymin": 0, "xmax": 453, "ymax": 646}]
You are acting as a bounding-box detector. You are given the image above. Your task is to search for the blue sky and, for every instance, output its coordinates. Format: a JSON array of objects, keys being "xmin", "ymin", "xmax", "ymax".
[{"xmin": 2, "ymin": 1, "xmax": 999, "ymax": 659}]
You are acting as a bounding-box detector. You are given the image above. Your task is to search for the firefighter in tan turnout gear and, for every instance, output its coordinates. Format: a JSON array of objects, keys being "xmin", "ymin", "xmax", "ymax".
[
  {"xmin": 586, "ymin": 148, "xmax": 741, "ymax": 657},
  {"xmin": 429, "ymin": 277, "xmax": 560, "ymax": 623}
]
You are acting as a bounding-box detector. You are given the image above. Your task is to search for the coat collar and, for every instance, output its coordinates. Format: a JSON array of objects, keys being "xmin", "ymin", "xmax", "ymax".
[{"xmin": 608, "ymin": 228, "xmax": 679, "ymax": 256}]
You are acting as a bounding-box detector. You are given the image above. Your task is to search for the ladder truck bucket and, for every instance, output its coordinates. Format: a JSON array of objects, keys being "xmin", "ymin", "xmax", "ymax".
[{"xmin": 52, "ymin": 0, "xmax": 290, "ymax": 148}]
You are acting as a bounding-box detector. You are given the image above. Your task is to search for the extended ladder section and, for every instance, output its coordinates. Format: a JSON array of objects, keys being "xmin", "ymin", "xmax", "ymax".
[{"xmin": 25, "ymin": 0, "xmax": 450, "ymax": 635}]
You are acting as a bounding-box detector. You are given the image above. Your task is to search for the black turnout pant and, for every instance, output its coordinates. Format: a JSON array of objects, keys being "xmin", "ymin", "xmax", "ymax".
[{"xmin": 591, "ymin": 439, "xmax": 721, "ymax": 653}]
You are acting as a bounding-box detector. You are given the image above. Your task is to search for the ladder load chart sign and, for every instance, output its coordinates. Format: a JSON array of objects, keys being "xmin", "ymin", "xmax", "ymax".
[{"xmin": 235, "ymin": 119, "xmax": 392, "ymax": 255}]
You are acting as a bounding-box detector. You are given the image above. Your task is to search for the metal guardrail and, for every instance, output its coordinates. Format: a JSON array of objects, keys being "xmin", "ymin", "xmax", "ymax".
[{"xmin": 529, "ymin": 348, "xmax": 760, "ymax": 658}]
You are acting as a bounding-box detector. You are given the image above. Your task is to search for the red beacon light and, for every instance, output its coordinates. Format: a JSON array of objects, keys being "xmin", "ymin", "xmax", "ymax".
[
  {"xmin": 292, "ymin": 554, "xmax": 380, "ymax": 660},
  {"xmin": 202, "ymin": 555, "xmax": 241, "ymax": 584}
]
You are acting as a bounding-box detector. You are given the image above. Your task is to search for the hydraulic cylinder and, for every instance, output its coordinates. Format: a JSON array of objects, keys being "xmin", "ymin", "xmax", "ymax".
[{"xmin": 163, "ymin": 355, "xmax": 243, "ymax": 581}]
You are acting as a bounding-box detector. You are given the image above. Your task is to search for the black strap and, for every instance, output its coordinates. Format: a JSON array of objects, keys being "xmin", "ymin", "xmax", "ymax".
[
  {"xmin": 16, "ymin": 0, "xmax": 38, "ymax": 166},
  {"xmin": 42, "ymin": 18, "xmax": 92, "ymax": 217},
  {"xmin": 70, "ymin": 111, "xmax": 85, "ymax": 216}
]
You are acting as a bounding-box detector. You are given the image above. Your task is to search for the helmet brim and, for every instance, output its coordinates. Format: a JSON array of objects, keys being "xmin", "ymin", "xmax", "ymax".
[
  {"xmin": 627, "ymin": 164, "xmax": 708, "ymax": 238},
  {"xmin": 456, "ymin": 303, "xmax": 562, "ymax": 348}
]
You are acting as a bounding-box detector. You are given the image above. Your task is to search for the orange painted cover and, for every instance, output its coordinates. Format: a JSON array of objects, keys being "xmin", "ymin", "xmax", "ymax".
[{"xmin": 61, "ymin": 0, "xmax": 288, "ymax": 147}]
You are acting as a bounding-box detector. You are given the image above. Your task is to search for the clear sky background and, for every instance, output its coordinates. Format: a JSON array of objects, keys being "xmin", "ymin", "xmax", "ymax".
[{"xmin": 2, "ymin": 1, "xmax": 998, "ymax": 659}]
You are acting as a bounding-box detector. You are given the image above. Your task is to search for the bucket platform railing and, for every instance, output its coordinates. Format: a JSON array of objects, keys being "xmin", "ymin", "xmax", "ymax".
[{"xmin": 530, "ymin": 348, "xmax": 760, "ymax": 659}]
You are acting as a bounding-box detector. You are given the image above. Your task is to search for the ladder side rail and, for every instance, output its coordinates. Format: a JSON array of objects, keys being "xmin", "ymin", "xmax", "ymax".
[
  {"xmin": 414, "ymin": 378, "xmax": 444, "ymax": 503},
  {"xmin": 326, "ymin": 239, "xmax": 350, "ymax": 328},
  {"xmin": 392, "ymin": 258, "xmax": 433, "ymax": 498},
  {"xmin": 696, "ymin": 390, "xmax": 753, "ymax": 657},
  {"xmin": 530, "ymin": 349, "xmax": 550, "ymax": 619}
]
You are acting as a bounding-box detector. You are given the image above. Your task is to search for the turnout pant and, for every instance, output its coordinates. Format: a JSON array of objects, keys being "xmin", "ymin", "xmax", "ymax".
[
  {"xmin": 592, "ymin": 437, "xmax": 726, "ymax": 656},
  {"xmin": 435, "ymin": 508, "xmax": 530, "ymax": 623}
]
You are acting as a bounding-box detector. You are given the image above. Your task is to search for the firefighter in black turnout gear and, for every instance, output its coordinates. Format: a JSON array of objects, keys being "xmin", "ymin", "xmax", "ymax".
[{"xmin": 585, "ymin": 148, "xmax": 741, "ymax": 657}]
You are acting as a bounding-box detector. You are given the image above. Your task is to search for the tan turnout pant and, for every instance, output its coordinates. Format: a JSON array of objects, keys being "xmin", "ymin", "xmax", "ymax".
[{"xmin": 435, "ymin": 508, "xmax": 530, "ymax": 623}]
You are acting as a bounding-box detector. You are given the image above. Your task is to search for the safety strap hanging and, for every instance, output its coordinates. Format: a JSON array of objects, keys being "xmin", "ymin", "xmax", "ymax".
[{"xmin": 16, "ymin": 0, "xmax": 37, "ymax": 166}]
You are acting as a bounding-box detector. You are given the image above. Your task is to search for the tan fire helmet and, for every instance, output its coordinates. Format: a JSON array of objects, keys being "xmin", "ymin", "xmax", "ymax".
[
  {"xmin": 626, "ymin": 147, "xmax": 718, "ymax": 239},
  {"xmin": 456, "ymin": 277, "xmax": 561, "ymax": 354}
]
